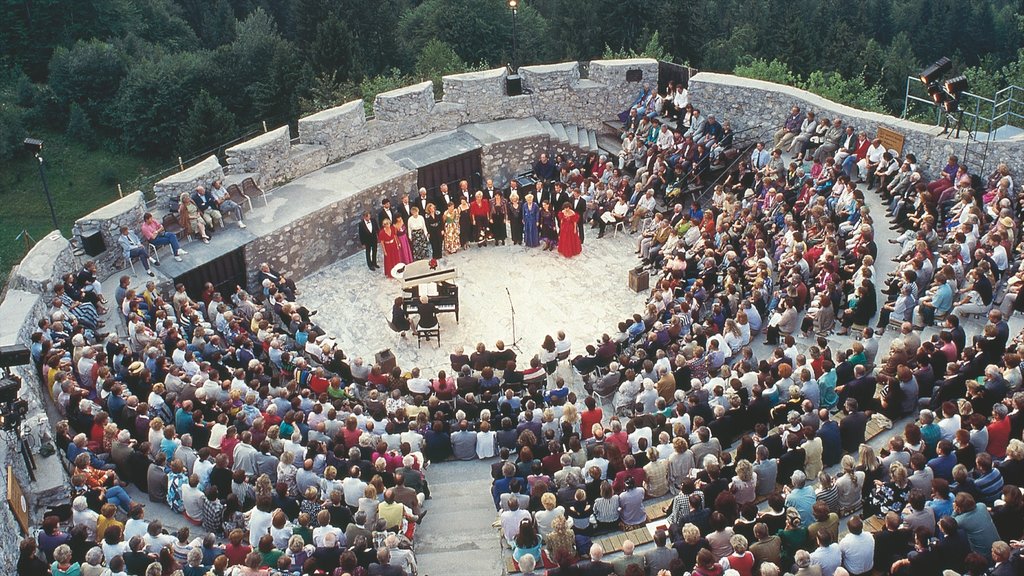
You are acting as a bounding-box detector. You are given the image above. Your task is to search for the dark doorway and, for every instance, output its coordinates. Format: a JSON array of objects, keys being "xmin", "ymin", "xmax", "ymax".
[
  {"xmin": 417, "ymin": 150, "xmax": 483, "ymax": 198},
  {"xmin": 658, "ymin": 61, "xmax": 699, "ymax": 92},
  {"xmin": 175, "ymin": 247, "xmax": 247, "ymax": 300}
]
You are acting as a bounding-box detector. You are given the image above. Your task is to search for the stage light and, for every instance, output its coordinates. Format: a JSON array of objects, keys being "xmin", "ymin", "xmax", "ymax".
[
  {"xmin": 943, "ymin": 98, "xmax": 959, "ymax": 114},
  {"xmin": 508, "ymin": 0, "xmax": 518, "ymax": 7},
  {"xmin": 945, "ymin": 75, "xmax": 969, "ymax": 97},
  {"xmin": 919, "ymin": 57, "xmax": 952, "ymax": 84},
  {"xmin": 926, "ymin": 83, "xmax": 946, "ymax": 105}
]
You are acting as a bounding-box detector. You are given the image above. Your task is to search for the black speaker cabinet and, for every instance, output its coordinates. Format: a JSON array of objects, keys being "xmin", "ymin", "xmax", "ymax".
[
  {"xmin": 626, "ymin": 69, "xmax": 643, "ymax": 83},
  {"xmin": 506, "ymin": 74, "xmax": 523, "ymax": 96},
  {"xmin": 0, "ymin": 344, "xmax": 31, "ymax": 369},
  {"xmin": 80, "ymin": 228, "xmax": 106, "ymax": 257}
]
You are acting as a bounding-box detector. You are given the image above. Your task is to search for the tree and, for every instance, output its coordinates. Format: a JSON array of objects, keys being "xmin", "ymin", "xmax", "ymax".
[
  {"xmin": 47, "ymin": 40, "xmax": 127, "ymax": 130},
  {"xmin": 602, "ymin": 30, "xmax": 671, "ymax": 62},
  {"xmin": 178, "ymin": 90, "xmax": 238, "ymax": 156},
  {"xmin": 66, "ymin": 103, "xmax": 98, "ymax": 149},
  {"xmin": 0, "ymin": 103, "xmax": 26, "ymax": 161},
  {"xmin": 116, "ymin": 50, "xmax": 218, "ymax": 155}
]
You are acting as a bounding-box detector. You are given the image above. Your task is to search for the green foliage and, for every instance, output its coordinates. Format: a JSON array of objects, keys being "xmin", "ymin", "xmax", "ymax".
[
  {"xmin": 298, "ymin": 72, "xmax": 357, "ymax": 115},
  {"xmin": 66, "ymin": 103, "xmax": 98, "ymax": 149},
  {"xmin": 416, "ymin": 40, "xmax": 468, "ymax": 98},
  {"xmin": 734, "ymin": 58, "xmax": 887, "ymax": 114},
  {"xmin": 178, "ymin": 90, "xmax": 239, "ymax": 157},
  {"xmin": 602, "ymin": 31, "xmax": 672, "ymax": 63},
  {"xmin": 116, "ymin": 50, "xmax": 218, "ymax": 155},
  {"xmin": 48, "ymin": 40, "xmax": 127, "ymax": 130},
  {"xmin": 0, "ymin": 103, "xmax": 26, "ymax": 161}
]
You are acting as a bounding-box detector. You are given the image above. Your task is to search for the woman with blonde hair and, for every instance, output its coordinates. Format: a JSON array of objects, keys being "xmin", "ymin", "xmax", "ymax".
[
  {"xmin": 177, "ymin": 192, "xmax": 211, "ymax": 243},
  {"xmin": 644, "ymin": 446, "xmax": 670, "ymax": 498},
  {"xmin": 867, "ymin": 461, "xmax": 911, "ymax": 517},
  {"xmin": 533, "ymin": 491, "xmax": 565, "ymax": 538},
  {"xmin": 835, "ymin": 454, "xmax": 865, "ymax": 516},
  {"xmin": 730, "ymin": 459, "xmax": 757, "ymax": 505},
  {"xmin": 544, "ymin": 515, "xmax": 576, "ymax": 564}
]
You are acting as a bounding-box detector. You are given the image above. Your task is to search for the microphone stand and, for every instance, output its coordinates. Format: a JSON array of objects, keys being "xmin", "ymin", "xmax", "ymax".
[{"xmin": 505, "ymin": 287, "xmax": 524, "ymax": 353}]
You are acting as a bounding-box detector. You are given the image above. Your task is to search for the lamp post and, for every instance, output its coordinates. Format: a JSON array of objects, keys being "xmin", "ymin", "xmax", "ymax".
[
  {"xmin": 23, "ymin": 138, "xmax": 59, "ymax": 233},
  {"xmin": 508, "ymin": 0, "xmax": 519, "ymax": 72}
]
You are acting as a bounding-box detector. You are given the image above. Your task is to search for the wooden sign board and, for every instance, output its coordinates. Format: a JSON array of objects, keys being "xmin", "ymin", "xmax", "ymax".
[
  {"xmin": 877, "ymin": 126, "xmax": 905, "ymax": 156},
  {"xmin": 7, "ymin": 465, "xmax": 29, "ymax": 534}
]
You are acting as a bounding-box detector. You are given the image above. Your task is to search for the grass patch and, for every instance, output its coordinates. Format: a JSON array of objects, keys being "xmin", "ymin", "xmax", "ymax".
[{"xmin": 0, "ymin": 131, "xmax": 164, "ymax": 284}]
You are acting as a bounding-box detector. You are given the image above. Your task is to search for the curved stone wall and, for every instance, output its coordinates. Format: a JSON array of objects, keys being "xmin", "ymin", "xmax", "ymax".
[{"xmin": 687, "ymin": 72, "xmax": 1024, "ymax": 177}]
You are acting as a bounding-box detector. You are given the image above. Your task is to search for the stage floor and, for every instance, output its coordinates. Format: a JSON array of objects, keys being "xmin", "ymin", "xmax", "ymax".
[{"xmin": 298, "ymin": 231, "xmax": 649, "ymax": 376}]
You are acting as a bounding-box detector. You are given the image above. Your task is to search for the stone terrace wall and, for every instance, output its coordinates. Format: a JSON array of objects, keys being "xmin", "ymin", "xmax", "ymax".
[
  {"xmin": 224, "ymin": 126, "xmax": 293, "ymax": 189},
  {"xmin": 7, "ymin": 231, "xmax": 74, "ymax": 294},
  {"xmin": 688, "ymin": 72, "xmax": 1024, "ymax": 177},
  {"xmin": 243, "ymin": 171, "xmax": 417, "ymax": 290},
  {"xmin": 71, "ymin": 191, "xmax": 147, "ymax": 277},
  {"xmin": 152, "ymin": 155, "xmax": 224, "ymax": 207}
]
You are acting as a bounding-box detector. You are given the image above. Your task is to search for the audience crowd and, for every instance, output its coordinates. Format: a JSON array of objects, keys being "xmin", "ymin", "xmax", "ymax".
[{"xmin": 13, "ymin": 87, "xmax": 1024, "ymax": 576}]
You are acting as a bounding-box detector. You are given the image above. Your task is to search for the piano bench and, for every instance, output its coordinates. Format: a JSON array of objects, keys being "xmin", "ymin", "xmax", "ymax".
[{"xmin": 415, "ymin": 327, "xmax": 441, "ymax": 348}]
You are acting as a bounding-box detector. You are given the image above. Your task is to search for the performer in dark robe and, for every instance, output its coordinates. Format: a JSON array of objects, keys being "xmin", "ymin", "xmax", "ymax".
[
  {"xmin": 539, "ymin": 200, "xmax": 558, "ymax": 251},
  {"xmin": 424, "ymin": 203, "xmax": 443, "ymax": 259},
  {"xmin": 508, "ymin": 195, "xmax": 524, "ymax": 245},
  {"xmin": 490, "ymin": 194, "xmax": 508, "ymax": 245}
]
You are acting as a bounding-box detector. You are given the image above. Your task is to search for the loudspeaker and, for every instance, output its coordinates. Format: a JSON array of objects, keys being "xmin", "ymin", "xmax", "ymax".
[
  {"xmin": 0, "ymin": 376, "xmax": 21, "ymax": 404},
  {"xmin": 0, "ymin": 344, "xmax": 30, "ymax": 369},
  {"xmin": 625, "ymin": 69, "xmax": 643, "ymax": 83},
  {"xmin": 80, "ymin": 228, "xmax": 106, "ymax": 257},
  {"xmin": 628, "ymin": 268, "xmax": 649, "ymax": 293},
  {"xmin": 506, "ymin": 74, "xmax": 523, "ymax": 96},
  {"xmin": 375, "ymin": 348, "xmax": 397, "ymax": 374}
]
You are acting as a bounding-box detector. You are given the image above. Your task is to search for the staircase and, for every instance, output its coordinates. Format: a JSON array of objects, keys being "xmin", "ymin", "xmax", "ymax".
[{"xmin": 539, "ymin": 120, "xmax": 602, "ymax": 159}]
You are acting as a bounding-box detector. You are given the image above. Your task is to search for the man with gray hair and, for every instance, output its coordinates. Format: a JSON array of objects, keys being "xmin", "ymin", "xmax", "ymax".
[
  {"xmin": 577, "ymin": 543, "xmax": 614, "ymax": 574},
  {"xmin": 518, "ymin": 553, "xmax": 539, "ymax": 575},
  {"xmin": 786, "ymin": 470, "xmax": 816, "ymax": 526}
]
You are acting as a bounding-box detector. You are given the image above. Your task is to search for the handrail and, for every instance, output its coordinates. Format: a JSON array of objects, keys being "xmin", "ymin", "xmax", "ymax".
[{"xmin": 693, "ymin": 123, "xmax": 772, "ymax": 205}]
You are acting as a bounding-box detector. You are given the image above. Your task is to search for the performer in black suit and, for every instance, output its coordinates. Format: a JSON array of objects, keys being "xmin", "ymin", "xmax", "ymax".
[
  {"xmin": 397, "ymin": 193, "xmax": 414, "ymax": 223},
  {"xmin": 569, "ymin": 188, "xmax": 587, "ymax": 244},
  {"xmin": 415, "ymin": 188, "xmax": 431, "ymax": 214},
  {"xmin": 377, "ymin": 199, "xmax": 395, "ymax": 226},
  {"xmin": 417, "ymin": 296, "xmax": 438, "ymax": 329},
  {"xmin": 505, "ymin": 179, "xmax": 521, "ymax": 200},
  {"xmin": 357, "ymin": 212, "xmax": 379, "ymax": 270}
]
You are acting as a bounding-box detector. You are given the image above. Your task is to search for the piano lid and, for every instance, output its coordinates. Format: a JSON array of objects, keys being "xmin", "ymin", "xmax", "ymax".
[{"xmin": 401, "ymin": 259, "xmax": 457, "ymax": 289}]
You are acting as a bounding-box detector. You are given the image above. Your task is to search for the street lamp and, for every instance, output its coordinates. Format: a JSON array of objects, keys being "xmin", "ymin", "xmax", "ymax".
[
  {"xmin": 23, "ymin": 138, "xmax": 59, "ymax": 233},
  {"xmin": 508, "ymin": 0, "xmax": 519, "ymax": 73}
]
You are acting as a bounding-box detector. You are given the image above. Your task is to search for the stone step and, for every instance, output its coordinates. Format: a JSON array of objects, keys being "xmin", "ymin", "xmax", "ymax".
[
  {"xmin": 597, "ymin": 133, "xmax": 623, "ymax": 158},
  {"xmin": 577, "ymin": 126, "xmax": 590, "ymax": 150},
  {"xmin": 566, "ymin": 123, "xmax": 579, "ymax": 147},
  {"xmin": 587, "ymin": 129, "xmax": 599, "ymax": 152},
  {"xmin": 551, "ymin": 122, "xmax": 569, "ymax": 143},
  {"xmin": 539, "ymin": 120, "xmax": 557, "ymax": 141}
]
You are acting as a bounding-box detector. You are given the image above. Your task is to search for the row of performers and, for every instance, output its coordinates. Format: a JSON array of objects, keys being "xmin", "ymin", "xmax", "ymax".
[{"xmin": 360, "ymin": 194, "xmax": 585, "ymax": 277}]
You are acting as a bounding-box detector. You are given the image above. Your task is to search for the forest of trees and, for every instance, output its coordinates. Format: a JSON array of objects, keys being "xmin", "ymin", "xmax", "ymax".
[{"xmin": 1, "ymin": 0, "xmax": 1023, "ymax": 163}]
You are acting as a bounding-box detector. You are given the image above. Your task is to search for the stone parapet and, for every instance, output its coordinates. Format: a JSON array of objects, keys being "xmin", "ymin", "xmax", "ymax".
[
  {"xmin": 687, "ymin": 72, "xmax": 1024, "ymax": 177},
  {"xmin": 225, "ymin": 126, "xmax": 291, "ymax": 188},
  {"xmin": 7, "ymin": 231, "xmax": 73, "ymax": 295},
  {"xmin": 442, "ymin": 67, "xmax": 508, "ymax": 123},
  {"xmin": 298, "ymin": 100, "xmax": 368, "ymax": 163},
  {"xmin": 72, "ymin": 191, "xmax": 147, "ymax": 276},
  {"xmin": 152, "ymin": 155, "xmax": 224, "ymax": 207},
  {"xmin": 373, "ymin": 81, "xmax": 436, "ymax": 122},
  {"xmin": 520, "ymin": 62, "xmax": 580, "ymax": 92}
]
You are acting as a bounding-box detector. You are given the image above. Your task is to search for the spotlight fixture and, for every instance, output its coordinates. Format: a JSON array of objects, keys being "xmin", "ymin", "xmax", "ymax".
[
  {"xmin": 926, "ymin": 83, "xmax": 946, "ymax": 105},
  {"xmin": 507, "ymin": 0, "xmax": 517, "ymax": 8},
  {"xmin": 919, "ymin": 57, "xmax": 952, "ymax": 85},
  {"xmin": 942, "ymin": 99, "xmax": 959, "ymax": 114},
  {"xmin": 944, "ymin": 75, "xmax": 969, "ymax": 97}
]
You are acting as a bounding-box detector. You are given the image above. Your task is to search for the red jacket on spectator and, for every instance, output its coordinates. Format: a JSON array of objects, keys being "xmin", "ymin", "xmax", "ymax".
[{"xmin": 987, "ymin": 416, "xmax": 1011, "ymax": 459}]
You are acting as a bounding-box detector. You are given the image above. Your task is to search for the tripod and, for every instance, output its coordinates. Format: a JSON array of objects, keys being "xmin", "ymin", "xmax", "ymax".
[{"xmin": 505, "ymin": 287, "xmax": 524, "ymax": 353}]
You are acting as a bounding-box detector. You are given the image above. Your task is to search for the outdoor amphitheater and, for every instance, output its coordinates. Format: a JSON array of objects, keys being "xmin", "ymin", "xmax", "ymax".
[{"xmin": 3, "ymin": 57, "xmax": 1024, "ymax": 576}]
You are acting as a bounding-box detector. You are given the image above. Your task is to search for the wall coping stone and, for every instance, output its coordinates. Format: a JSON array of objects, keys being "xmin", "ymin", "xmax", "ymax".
[
  {"xmin": 7, "ymin": 231, "xmax": 68, "ymax": 294},
  {"xmin": 226, "ymin": 126, "xmax": 290, "ymax": 154},
  {"xmin": 376, "ymin": 80, "xmax": 434, "ymax": 101},
  {"xmin": 155, "ymin": 155, "xmax": 222, "ymax": 186},
  {"xmin": 300, "ymin": 99, "xmax": 366, "ymax": 123},
  {"xmin": 76, "ymin": 190, "xmax": 144, "ymax": 223},
  {"xmin": 0, "ymin": 289, "xmax": 39, "ymax": 346},
  {"xmin": 443, "ymin": 67, "xmax": 507, "ymax": 82}
]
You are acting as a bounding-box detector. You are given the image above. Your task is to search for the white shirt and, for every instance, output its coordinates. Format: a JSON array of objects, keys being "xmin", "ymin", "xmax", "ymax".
[
  {"xmin": 839, "ymin": 531, "xmax": 874, "ymax": 574},
  {"xmin": 247, "ymin": 508, "xmax": 274, "ymax": 547},
  {"xmin": 555, "ymin": 338, "xmax": 572, "ymax": 354},
  {"xmin": 342, "ymin": 477, "xmax": 367, "ymax": 507},
  {"xmin": 811, "ymin": 543, "xmax": 843, "ymax": 576}
]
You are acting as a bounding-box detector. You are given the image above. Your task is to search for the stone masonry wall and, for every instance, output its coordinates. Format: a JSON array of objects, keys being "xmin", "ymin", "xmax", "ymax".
[
  {"xmin": 72, "ymin": 191, "xmax": 147, "ymax": 277},
  {"xmin": 152, "ymin": 155, "xmax": 224, "ymax": 207},
  {"xmin": 242, "ymin": 171, "xmax": 417, "ymax": 291},
  {"xmin": 688, "ymin": 72, "xmax": 1024, "ymax": 177},
  {"xmin": 297, "ymin": 100, "xmax": 369, "ymax": 163},
  {"xmin": 7, "ymin": 231, "xmax": 74, "ymax": 294},
  {"xmin": 224, "ymin": 126, "xmax": 292, "ymax": 188},
  {"xmin": 480, "ymin": 135, "xmax": 550, "ymax": 187}
]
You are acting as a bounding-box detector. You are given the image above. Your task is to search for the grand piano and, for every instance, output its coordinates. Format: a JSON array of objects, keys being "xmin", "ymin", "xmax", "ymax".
[{"xmin": 400, "ymin": 260, "xmax": 460, "ymax": 323}]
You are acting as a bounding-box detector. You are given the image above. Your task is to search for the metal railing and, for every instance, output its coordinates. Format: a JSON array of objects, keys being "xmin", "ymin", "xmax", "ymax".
[{"xmin": 901, "ymin": 76, "xmax": 1024, "ymax": 136}]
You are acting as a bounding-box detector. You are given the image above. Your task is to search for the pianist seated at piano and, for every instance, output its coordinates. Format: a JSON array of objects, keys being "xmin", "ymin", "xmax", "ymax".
[
  {"xmin": 391, "ymin": 296, "xmax": 416, "ymax": 337},
  {"xmin": 417, "ymin": 295, "xmax": 439, "ymax": 330}
]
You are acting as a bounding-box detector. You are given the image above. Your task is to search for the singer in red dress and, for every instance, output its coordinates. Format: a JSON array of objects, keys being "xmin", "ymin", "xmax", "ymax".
[
  {"xmin": 379, "ymin": 219, "xmax": 401, "ymax": 278},
  {"xmin": 557, "ymin": 203, "xmax": 582, "ymax": 258}
]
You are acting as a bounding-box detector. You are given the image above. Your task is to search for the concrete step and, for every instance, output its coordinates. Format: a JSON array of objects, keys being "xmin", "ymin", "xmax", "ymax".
[
  {"xmin": 602, "ymin": 120, "xmax": 624, "ymax": 136},
  {"xmin": 539, "ymin": 120, "xmax": 557, "ymax": 141},
  {"xmin": 587, "ymin": 129, "xmax": 599, "ymax": 152},
  {"xmin": 551, "ymin": 122, "xmax": 568, "ymax": 143},
  {"xmin": 597, "ymin": 133, "xmax": 623, "ymax": 157},
  {"xmin": 566, "ymin": 124, "xmax": 579, "ymax": 147},
  {"xmin": 577, "ymin": 126, "xmax": 590, "ymax": 150}
]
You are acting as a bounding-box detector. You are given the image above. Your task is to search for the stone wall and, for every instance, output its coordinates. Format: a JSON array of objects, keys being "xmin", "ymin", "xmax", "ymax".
[
  {"xmin": 480, "ymin": 135, "xmax": 550, "ymax": 187},
  {"xmin": 242, "ymin": 171, "xmax": 417, "ymax": 290},
  {"xmin": 297, "ymin": 100, "xmax": 369, "ymax": 163},
  {"xmin": 225, "ymin": 126, "xmax": 293, "ymax": 188},
  {"xmin": 72, "ymin": 191, "xmax": 147, "ymax": 277},
  {"xmin": 442, "ymin": 68, "xmax": 508, "ymax": 123},
  {"xmin": 688, "ymin": 72, "xmax": 1024, "ymax": 177},
  {"xmin": 7, "ymin": 231, "xmax": 74, "ymax": 294},
  {"xmin": 152, "ymin": 155, "xmax": 224, "ymax": 207}
]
